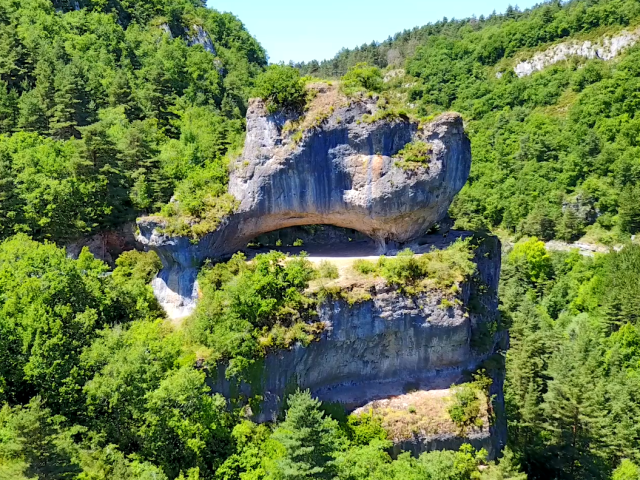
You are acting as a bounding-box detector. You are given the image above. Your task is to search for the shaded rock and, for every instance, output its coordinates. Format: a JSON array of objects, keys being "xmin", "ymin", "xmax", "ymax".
[
  {"xmin": 185, "ymin": 24, "xmax": 216, "ymax": 55},
  {"xmin": 208, "ymin": 236, "xmax": 503, "ymax": 425},
  {"xmin": 65, "ymin": 223, "xmax": 138, "ymax": 267}
]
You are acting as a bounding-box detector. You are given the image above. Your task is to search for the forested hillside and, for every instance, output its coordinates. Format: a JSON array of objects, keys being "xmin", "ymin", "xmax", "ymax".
[
  {"xmin": 3, "ymin": 0, "xmax": 640, "ymax": 479},
  {"xmin": 0, "ymin": 0, "xmax": 265, "ymax": 242}
]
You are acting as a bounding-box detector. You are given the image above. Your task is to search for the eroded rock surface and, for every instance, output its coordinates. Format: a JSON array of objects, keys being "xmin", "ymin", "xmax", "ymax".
[
  {"xmin": 512, "ymin": 26, "xmax": 640, "ymax": 77},
  {"xmin": 209, "ymin": 236, "xmax": 504, "ymax": 437},
  {"xmin": 137, "ymin": 92, "xmax": 471, "ymax": 316}
]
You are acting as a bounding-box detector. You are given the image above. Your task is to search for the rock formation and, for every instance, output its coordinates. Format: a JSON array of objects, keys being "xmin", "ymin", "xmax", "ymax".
[
  {"xmin": 137, "ymin": 88, "xmax": 471, "ymax": 317},
  {"xmin": 511, "ymin": 26, "xmax": 640, "ymax": 77},
  {"xmin": 209, "ymin": 234, "xmax": 506, "ymax": 456},
  {"xmin": 136, "ymin": 85, "xmax": 506, "ymax": 457}
]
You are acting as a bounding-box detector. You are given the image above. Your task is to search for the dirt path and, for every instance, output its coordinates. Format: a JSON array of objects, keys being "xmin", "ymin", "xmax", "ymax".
[{"xmin": 243, "ymin": 231, "xmax": 473, "ymax": 268}]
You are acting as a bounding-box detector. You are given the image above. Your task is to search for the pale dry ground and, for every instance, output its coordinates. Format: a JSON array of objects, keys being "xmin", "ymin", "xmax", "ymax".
[{"xmin": 353, "ymin": 388, "xmax": 490, "ymax": 442}]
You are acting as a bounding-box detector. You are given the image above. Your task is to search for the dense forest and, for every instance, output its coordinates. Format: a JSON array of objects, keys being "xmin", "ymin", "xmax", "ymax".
[{"xmin": 2, "ymin": 0, "xmax": 640, "ymax": 479}]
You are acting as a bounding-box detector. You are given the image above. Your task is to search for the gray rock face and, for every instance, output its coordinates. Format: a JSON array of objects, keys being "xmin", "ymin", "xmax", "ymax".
[
  {"xmin": 209, "ymin": 236, "xmax": 503, "ymax": 426},
  {"xmin": 185, "ymin": 24, "xmax": 216, "ymax": 55},
  {"xmin": 65, "ymin": 223, "xmax": 138, "ymax": 267},
  {"xmin": 512, "ymin": 26, "xmax": 640, "ymax": 77},
  {"xmin": 137, "ymin": 96, "xmax": 471, "ymax": 316}
]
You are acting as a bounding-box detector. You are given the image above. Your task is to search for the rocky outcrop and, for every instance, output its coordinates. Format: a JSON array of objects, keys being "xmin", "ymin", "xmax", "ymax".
[
  {"xmin": 137, "ymin": 92, "xmax": 471, "ymax": 316},
  {"xmin": 209, "ymin": 236, "xmax": 503, "ymax": 425},
  {"xmin": 512, "ymin": 26, "xmax": 640, "ymax": 77},
  {"xmin": 65, "ymin": 223, "xmax": 138, "ymax": 267},
  {"xmin": 186, "ymin": 24, "xmax": 216, "ymax": 55}
]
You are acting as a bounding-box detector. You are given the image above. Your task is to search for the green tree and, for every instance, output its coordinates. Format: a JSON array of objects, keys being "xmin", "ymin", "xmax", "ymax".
[
  {"xmin": 0, "ymin": 398, "xmax": 80, "ymax": 480},
  {"xmin": 619, "ymin": 185, "xmax": 640, "ymax": 235},
  {"xmin": 0, "ymin": 81, "xmax": 17, "ymax": 134},
  {"xmin": 612, "ymin": 460, "xmax": 640, "ymax": 480},
  {"xmin": 508, "ymin": 238, "xmax": 554, "ymax": 287},
  {"xmin": 340, "ymin": 63, "xmax": 384, "ymax": 95},
  {"xmin": 139, "ymin": 368, "xmax": 232, "ymax": 478},
  {"xmin": 270, "ymin": 390, "xmax": 341, "ymax": 480},
  {"xmin": 542, "ymin": 319, "xmax": 606, "ymax": 479},
  {"xmin": 253, "ymin": 65, "xmax": 306, "ymax": 114}
]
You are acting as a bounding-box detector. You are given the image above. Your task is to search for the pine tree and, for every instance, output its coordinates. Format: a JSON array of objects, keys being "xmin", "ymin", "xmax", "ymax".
[
  {"xmin": 0, "ymin": 148, "xmax": 20, "ymax": 239},
  {"xmin": 17, "ymin": 89, "xmax": 48, "ymax": 134},
  {"xmin": 271, "ymin": 390, "xmax": 341, "ymax": 480},
  {"xmin": 542, "ymin": 320, "xmax": 607, "ymax": 479},
  {"xmin": 619, "ymin": 185, "xmax": 640, "ymax": 235},
  {"xmin": 0, "ymin": 80, "xmax": 17, "ymax": 134},
  {"xmin": 48, "ymin": 63, "xmax": 85, "ymax": 140}
]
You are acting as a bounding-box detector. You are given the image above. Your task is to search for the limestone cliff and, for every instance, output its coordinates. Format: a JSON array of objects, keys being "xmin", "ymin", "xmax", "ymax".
[
  {"xmin": 209, "ymin": 234, "xmax": 505, "ymax": 455},
  {"xmin": 137, "ymin": 87, "xmax": 471, "ymax": 317},
  {"xmin": 510, "ymin": 26, "xmax": 640, "ymax": 77},
  {"xmin": 135, "ymin": 86, "xmax": 506, "ymax": 456}
]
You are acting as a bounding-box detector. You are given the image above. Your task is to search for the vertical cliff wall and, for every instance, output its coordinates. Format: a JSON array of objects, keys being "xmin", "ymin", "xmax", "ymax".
[{"xmin": 209, "ymin": 236, "xmax": 503, "ymax": 440}]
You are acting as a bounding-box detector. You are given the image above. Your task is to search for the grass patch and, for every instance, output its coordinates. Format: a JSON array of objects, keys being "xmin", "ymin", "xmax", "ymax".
[
  {"xmin": 393, "ymin": 140, "xmax": 433, "ymax": 171},
  {"xmin": 352, "ymin": 386, "xmax": 490, "ymax": 442},
  {"xmin": 350, "ymin": 238, "xmax": 476, "ymax": 296}
]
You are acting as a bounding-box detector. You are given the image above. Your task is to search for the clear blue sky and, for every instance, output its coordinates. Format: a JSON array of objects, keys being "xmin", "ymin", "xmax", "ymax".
[{"xmin": 207, "ymin": 0, "xmax": 542, "ymax": 63}]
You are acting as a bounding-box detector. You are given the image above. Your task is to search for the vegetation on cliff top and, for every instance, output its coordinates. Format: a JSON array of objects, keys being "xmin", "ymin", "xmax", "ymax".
[
  {"xmin": 186, "ymin": 238, "xmax": 477, "ymax": 379},
  {"xmin": 350, "ymin": 238, "xmax": 476, "ymax": 296}
]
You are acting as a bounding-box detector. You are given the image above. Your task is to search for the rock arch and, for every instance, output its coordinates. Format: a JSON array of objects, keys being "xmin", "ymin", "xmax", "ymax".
[{"xmin": 137, "ymin": 94, "xmax": 471, "ymax": 319}]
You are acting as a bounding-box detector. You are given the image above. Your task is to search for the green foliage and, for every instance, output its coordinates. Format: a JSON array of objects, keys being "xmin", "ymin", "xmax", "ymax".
[
  {"xmin": 0, "ymin": 0, "xmax": 266, "ymax": 243},
  {"xmin": 612, "ymin": 460, "xmax": 640, "ymax": 480},
  {"xmin": 480, "ymin": 448, "xmax": 527, "ymax": 480},
  {"xmin": 502, "ymin": 243, "xmax": 640, "ymax": 479},
  {"xmin": 139, "ymin": 368, "xmax": 232, "ymax": 478},
  {"xmin": 344, "ymin": 413, "xmax": 388, "ymax": 447},
  {"xmin": 340, "ymin": 64, "xmax": 384, "ymax": 96},
  {"xmin": 352, "ymin": 239, "xmax": 476, "ymax": 294},
  {"xmin": 619, "ymin": 185, "xmax": 640, "ymax": 235},
  {"xmin": 253, "ymin": 65, "xmax": 307, "ymax": 114},
  {"xmin": 83, "ymin": 320, "xmax": 184, "ymax": 454},
  {"xmin": 0, "ymin": 235, "xmax": 161, "ymax": 415},
  {"xmin": 186, "ymin": 252, "xmax": 322, "ymax": 378},
  {"xmin": 0, "ymin": 397, "xmax": 80, "ymax": 480},
  {"xmin": 507, "ymin": 238, "xmax": 553, "ymax": 287}
]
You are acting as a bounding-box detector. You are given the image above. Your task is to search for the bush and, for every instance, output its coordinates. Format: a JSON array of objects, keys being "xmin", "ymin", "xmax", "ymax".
[
  {"xmin": 340, "ymin": 63, "xmax": 384, "ymax": 96},
  {"xmin": 353, "ymin": 258, "xmax": 378, "ymax": 275},
  {"xmin": 317, "ymin": 260, "xmax": 339, "ymax": 280},
  {"xmin": 187, "ymin": 251, "xmax": 323, "ymax": 377},
  {"xmin": 352, "ymin": 239, "xmax": 476, "ymax": 294},
  {"xmin": 394, "ymin": 141, "xmax": 432, "ymax": 165},
  {"xmin": 447, "ymin": 384, "xmax": 484, "ymax": 435},
  {"xmin": 253, "ymin": 65, "xmax": 307, "ymax": 114}
]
